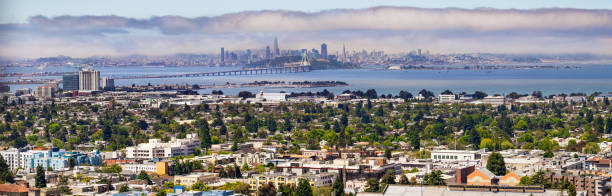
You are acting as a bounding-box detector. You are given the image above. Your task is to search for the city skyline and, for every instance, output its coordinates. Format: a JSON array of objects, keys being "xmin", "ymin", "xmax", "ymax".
[{"xmin": 1, "ymin": 3, "xmax": 611, "ymax": 58}]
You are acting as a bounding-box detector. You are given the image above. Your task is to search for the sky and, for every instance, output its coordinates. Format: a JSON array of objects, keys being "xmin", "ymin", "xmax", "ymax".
[{"xmin": 1, "ymin": 0, "xmax": 611, "ymax": 58}]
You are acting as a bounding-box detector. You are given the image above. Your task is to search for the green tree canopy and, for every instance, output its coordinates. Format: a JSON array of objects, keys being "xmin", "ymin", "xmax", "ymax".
[
  {"xmin": 486, "ymin": 152, "xmax": 507, "ymax": 176},
  {"xmin": 35, "ymin": 165, "xmax": 47, "ymax": 188},
  {"xmin": 296, "ymin": 179, "xmax": 314, "ymax": 196}
]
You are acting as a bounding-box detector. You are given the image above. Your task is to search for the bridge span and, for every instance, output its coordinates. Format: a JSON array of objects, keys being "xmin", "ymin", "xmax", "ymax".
[{"xmin": 111, "ymin": 66, "xmax": 311, "ymax": 80}]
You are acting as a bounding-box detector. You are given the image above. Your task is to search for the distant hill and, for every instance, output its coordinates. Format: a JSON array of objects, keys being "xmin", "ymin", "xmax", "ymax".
[{"xmin": 246, "ymin": 56, "xmax": 359, "ymax": 70}]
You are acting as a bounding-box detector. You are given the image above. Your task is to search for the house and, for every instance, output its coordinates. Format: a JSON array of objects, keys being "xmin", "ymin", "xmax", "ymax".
[
  {"xmin": 498, "ymin": 171, "xmax": 521, "ymax": 186},
  {"xmin": 0, "ymin": 184, "xmax": 34, "ymax": 196},
  {"xmin": 585, "ymin": 157, "xmax": 611, "ymax": 171},
  {"xmin": 466, "ymin": 168, "xmax": 522, "ymax": 186},
  {"xmin": 466, "ymin": 168, "xmax": 496, "ymax": 185}
]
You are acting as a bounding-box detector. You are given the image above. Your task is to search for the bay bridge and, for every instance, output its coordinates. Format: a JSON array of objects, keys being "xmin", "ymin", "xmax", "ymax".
[
  {"xmin": 111, "ymin": 65, "xmax": 311, "ymax": 80},
  {"xmin": 111, "ymin": 53, "xmax": 312, "ymax": 80}
]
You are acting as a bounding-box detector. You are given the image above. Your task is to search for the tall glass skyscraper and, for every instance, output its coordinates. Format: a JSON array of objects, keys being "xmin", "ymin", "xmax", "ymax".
[
  {"xmin": 321, "ymin": 43, "xmax": 328, "ymax": 59},
  {"xmin": 62, "ymin": 73, "xmax": 79, "ymax": 91}
]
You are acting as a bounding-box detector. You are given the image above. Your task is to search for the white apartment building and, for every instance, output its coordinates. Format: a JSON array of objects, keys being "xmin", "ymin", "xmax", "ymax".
[
  {"xmin": 121, "ymin": 162, "xmax": 157, "ymax": 174},
  {"xmin": 438, "ymin": 94, "xmax": 456, "ymax": 103},
  {"xmin": 431, "ymin": 150, "xmax": 482, "ymax": 162},
  {"xmin": 79, "ymin": 69, "xmax": 100, "ymax": 91},
  {"xmin": 125, "ymin": 134, "xmax": 200, "ymax": 159},
  {"xmin": 1, "ymin": 148, "xmax": 50, "ymax": 171},
  {"xmin": 248, "ymin": 172, "xmax": 338, "ymax": 192}
]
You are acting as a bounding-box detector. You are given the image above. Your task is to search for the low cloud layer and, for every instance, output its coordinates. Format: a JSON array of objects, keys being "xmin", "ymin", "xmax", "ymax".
[{"xmin": 1, "ymin": 6, "xmax": 611, "ymax": 58}]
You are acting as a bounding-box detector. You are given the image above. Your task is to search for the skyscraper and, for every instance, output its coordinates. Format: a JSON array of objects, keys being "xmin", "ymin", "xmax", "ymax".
[
  {"xmin": 101, "ymin": 77, "xmax": 114, "ymax": 91},
  {"xmin": 265, "ymin": 46, "xmax": 271, "ymax": 59},
  {"xmin": 321, "ymin": 43, "xmax": 328, "ymax": 59},
  {"xmin": 342, "ymin": 43, "xmax": 346, "ymax": 63},
  {"xmin": 246, "ymin": 49, "xmax": 252, "ymax": 63},
  {"xmin": 79, "ymin": 69, "xmax": 100, "ymax": 91},
  {"xmin": 273, "ymin": 37, "xmax": 280, "ymax": 57},
  {"xmin": 62, "ymin": 72, "xmax": 79, "ymax": 91},
  {"xmin": 220, "ymin": 47, "xmax": 225, "ymax": 63}
]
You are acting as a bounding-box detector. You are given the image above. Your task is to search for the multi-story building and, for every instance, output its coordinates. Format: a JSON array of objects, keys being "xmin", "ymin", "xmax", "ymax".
[
  {"xmin": 35, "ymin": 85, "xmax": 55, "ymax": 98},
  {"xmin": 79, "ymin": 69, "xmax": 100, "ymax": 91},
  {"xmin": 125, "ymin": 134, "xmax": 200, "ymax": 159},
  {"xmin": 321, "ymin": 43, "xmax": 328, "ymax": 59},
  {"xmin": 548, "ymin": 175, "xmax": 611, "ymax": 196},
  {"xmin": 0, "ymin": 148, "xmax": 102, "ymax": 172},
  {"xmin": 62, "ymin": 72, "xmax": 79, "ymax": 91},
  {"xmin": 438, "ymin": 94, "xmax": 456, "ymax": 103},
  {"xmin": 101, "ymin": 77, "xmax": 114, "ymax": 91},
  {"xmin": 248, "ymin": 172, "xmax": 337, "ymax": 192},
  {"xmin": 431, "ymin": 150, "xmax": 482, "ymax": 162},
  {"xmin": 273, "ymin": 37, "xmax": 280, "ymax": 57},
  {"xmin": 120, "ymin": 162, "xmax": 157, "ymax": 174},
  {"xmin": 174, "ymin": 173, "xmax": 219, "ymax": 187}
]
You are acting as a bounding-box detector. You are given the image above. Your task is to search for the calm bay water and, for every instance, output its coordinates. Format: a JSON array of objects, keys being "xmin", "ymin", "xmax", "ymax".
[{"xmin": 5, "ymin": 65, "xmax": 612, "ymax": 96}]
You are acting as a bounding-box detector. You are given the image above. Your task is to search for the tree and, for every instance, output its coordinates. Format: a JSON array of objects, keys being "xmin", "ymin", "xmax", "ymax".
[
  {"xmin": 441, "ymin": 89, "xmax": 453, "ymax": 95},
  {"xmin": 384, "ymin": 148, "xmax": 392, "ymax": 159},
  {"xmin": 486, "ymin": 152, "xmax": 507, "ymax": 176},
  {"xmin": 296, "ymin": 179, "xmax": 314, "ymax": 196},
  {"xmin": 583, "ymin": 142, "xmax": 600, "ymax": 154},
  {"xmin": 530, "ymin": 171, "xmax": 547, "ymax": 186},
  {"xmin": 332, "ymin": 176, "xmax": 344, "ymax": 196},
  {"xmin": 0, "ymin": 155, "xmax": 14, "ymax": 183},
  {"xmin": 58, "ymin": 185, "xmax": 72, "ymax": 195},
  {"xmin": 219, "ymin": 166, "xmax": 228, "ymax": 178},
  {"xmin": 399, "ymin": 175, "xmax": 409, "ymax": 185},
  {"xmin": 473, "ymin": 91, "xmax": 488, "ymax": 99},
  {"xmin": 238, "ymin": 91, "xmax": 254, "ymax": 99},
  {"xmin": 137, "ymin": 120, "xmax": 148, "ymax": 130},
  {"xmin": 480, "ymin": 138, "xmax": 495, "ymax": 150},
  {"xmin": 279, "ymin": 184, "xmax": 295, "ymax": 196},
  {"xmin": 35, "ymin": 165, "xmax": 47, "ymax": 188},
  {"xmin": 137, "ymin": 170, "xmax": 152, "ymax": 185},
  {"xmin": 381, "ymin": 169, "xmax": 396, "ymax": 185},
  {"xmin": 257, "ymin": 182, "xmax": 277, "ymax": 196},
  {"xmin": 467, "ymin": 129, "xmax": 481, "ymax": 149},
  {"xmin": 419, "ymin": 89, "xmax": 434, "ymax": 99},
  {"xmin": 109, "ymin": 164, "xmax": 122, "ymax": 173},
  {"xmin": 365, "ymin": 178, "xmax": 380, "ymax": 192},
  {"xmin": 568, "ymin": 183, "xmax": 576, "ymax": 196},
  {"xmin": 191, "ymin": 182, "xmax": 209, "ymax": 191},
  {"xmin": 234, "ymin": 163, "xmax": 243, "ymax": 178},
  {"xmin": 231, "ymin": 140, "xmax": 239, "ymax": 152},
  {"xmin": 197, "ymin": 119, "xmax": 211, "ymax": 149},
  {"xmin": 422, "ymin": 170, "xmax": 445, "ymax": 186},
  {"xmin": 519, "ymin": 176, "xmax": 531, "ymax": 185},
  {"xmin": 68, "ymin": 157, "xmax": 76, "ymax": 170},
  {"xmin": 543, "ymin": 151, "xmax": 554, "ymax": 158},
  {"xmin": 119, "ymin": 184, "xmax": 130, "ymax": 192}
]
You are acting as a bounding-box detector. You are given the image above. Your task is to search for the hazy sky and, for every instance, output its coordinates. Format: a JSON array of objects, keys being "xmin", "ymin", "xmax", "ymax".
[
  {"xmin": 1, "ymin": 0, "xmax": 611, "ymax": 58},
  {"xmin": 2, "ymin": 0, "xmax": 612, "ymax": 23}
]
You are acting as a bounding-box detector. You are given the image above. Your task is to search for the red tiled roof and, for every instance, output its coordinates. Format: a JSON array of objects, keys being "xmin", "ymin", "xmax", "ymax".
[{"xmin": 0, "ymin": 184, "xmax": 30, "ymax": 193}]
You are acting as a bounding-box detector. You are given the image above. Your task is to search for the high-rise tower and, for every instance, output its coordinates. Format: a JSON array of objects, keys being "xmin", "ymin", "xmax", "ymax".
[
  {"xmin": 342, "ymin": 44, "xmax": 346, "ymax": 63},
  {"xmin": 62, "ymin": 72, "xmax": 79, "ymax": 91},
  {"xmin": 273, "ymin": 37, "xmax": 280, "ymax": 57},
  {"xmin": 321, "ymin": 43, "xmax": 328, "ymax": 59},
  {"xmin": 220, "ymin": 47, "xmax": 225, "ymax": 63},
  {"xmin": 79, "ymin": 69, "xmax": 100, "ymax": 91}
]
